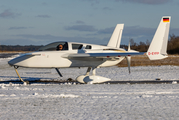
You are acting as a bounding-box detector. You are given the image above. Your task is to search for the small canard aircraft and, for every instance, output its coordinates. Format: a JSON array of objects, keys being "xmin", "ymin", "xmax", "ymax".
[{"xmin": 8, "ymin": 16, "xmax": 171, "ymax": 84}]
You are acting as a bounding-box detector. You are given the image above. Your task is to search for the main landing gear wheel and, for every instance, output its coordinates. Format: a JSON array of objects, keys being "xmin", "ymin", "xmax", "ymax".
[{"xmin": 76, "ymin": 67, "xmax": 111, "ymax": 84}]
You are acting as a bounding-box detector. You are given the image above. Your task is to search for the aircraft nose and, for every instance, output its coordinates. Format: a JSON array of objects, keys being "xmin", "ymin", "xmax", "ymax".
[
  {"xmin": 8, "ymin": 54, "xmax": 26, "ymax": 66},
  {"xmin": 8, "ymin": 58, "xmax": 17, "ymax": 66},
  {"xmin": 8, "ymin": 60, "xmax": 13, "ymax": 66},
  {"xmin": 8, "ymin": 53, "xmax": 34, "ymax": 67}
]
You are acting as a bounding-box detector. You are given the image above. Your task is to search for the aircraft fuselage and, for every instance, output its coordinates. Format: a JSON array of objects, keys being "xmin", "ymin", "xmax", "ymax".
[{"xmin": 8, "ymin": 42, "xmax": 126, "ymax": 68}]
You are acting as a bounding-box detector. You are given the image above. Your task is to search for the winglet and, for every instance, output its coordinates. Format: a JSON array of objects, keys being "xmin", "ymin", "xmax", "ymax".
[
  {"xmin": 147, "ymin": 16, "xmax": 171, "ymax": 60},
  {"xmin": 107, "ymin": 24, "xmax": 124, "ymax": 48}
]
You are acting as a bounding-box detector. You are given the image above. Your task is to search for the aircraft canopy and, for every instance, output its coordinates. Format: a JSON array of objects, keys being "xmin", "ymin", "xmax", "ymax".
[{"xmin": 38, "ymin": 42, "xmax": 68, "ymax": 51}]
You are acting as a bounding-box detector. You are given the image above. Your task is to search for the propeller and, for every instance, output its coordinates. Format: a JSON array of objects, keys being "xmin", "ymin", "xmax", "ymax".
[{"xmin": 126, "ymin": 42, "xmax": 131, "ymax": 74}]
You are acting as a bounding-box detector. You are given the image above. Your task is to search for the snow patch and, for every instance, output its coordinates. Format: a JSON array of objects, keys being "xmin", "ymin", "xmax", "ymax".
[
  {"xmin": 30, "ymin": 93, "xmax": 80, "ymax": 98},
  {"xmin": 140, "ymin": 95, "xmax": 153, "ymax": 98},
  {"xmin": 1, "ymin": 55, "xmax": 179, "ymax": 119},
  {"xmin": 10, "ymin": 94, "xmax": 16, "ymax": 96},
  {"xmin": 53, "ymin": 94, "xmax": 80, "ymax": 98},
  {"xmin": 32, "ymin": 92, "xmax": 39, "ymax": 96},
  {"xmin": 172, "ymin": 81, "xmax": 177, "ymax": 84}
]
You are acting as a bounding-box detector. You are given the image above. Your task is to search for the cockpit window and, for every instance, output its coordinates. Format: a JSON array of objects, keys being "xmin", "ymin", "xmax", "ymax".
[
  {"xmin": 72, "ymin": 44, "xmax": 83, "ymax": 50},
  {"xmin": 85, "ymin": 45, "xmax": 92, "ymax": 49},
  {"xmin": 38, "ymin": 42, "xmax": 68, "ymax": 51}
]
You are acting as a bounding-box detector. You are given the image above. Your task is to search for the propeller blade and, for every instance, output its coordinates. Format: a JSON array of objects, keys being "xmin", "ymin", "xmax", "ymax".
[
  {"xmin": 128, "ymin": 42, "xmax": 131, "ymax": 51},
  {"xmin": 126, "ymin": 42, "xmax": 131, "ymax": 74},
  {"xmin": 126, "ymin": 56, "xmax": 131, "ymax": 74}
]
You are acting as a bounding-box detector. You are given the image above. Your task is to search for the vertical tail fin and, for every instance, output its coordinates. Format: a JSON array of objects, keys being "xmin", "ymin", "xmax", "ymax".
[
  {"xmin": 147, "ymin": 16, "xmax": 171, "ymax": 60},
  {"xmin": 107, "ymin": 24, "xmax": 124, "ymax": 48}
]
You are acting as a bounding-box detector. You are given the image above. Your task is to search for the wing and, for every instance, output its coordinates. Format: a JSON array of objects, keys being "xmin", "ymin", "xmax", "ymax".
[{"xmin": 62, "ymin": 52, "xmax": 145, "ymax": 59}]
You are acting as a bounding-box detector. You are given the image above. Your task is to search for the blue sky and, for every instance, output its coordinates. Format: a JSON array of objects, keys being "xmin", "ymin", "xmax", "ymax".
[{"xmin": 0, "ymin": 0, "xmax": 179, "ymax": 46}]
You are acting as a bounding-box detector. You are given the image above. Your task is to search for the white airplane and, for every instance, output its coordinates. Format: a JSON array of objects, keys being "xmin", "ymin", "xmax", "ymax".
[{"xmin": 8, "ymin": 16, "xmax": 171, "ymax": 84}]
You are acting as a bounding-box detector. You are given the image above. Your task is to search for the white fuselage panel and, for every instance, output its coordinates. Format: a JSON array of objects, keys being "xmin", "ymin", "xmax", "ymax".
[{"xmin": 9, "ymin": 51, "xmax": 125, "ymax": 68}]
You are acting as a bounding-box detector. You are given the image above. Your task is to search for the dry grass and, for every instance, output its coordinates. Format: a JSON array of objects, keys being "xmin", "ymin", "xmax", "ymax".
[
  {"xmin": 0, "ymin": 51, "xmax": 30, "ymax": 53},
  {"xmin": 1, "ymin": 51, "xmax": 178, "ymax": 66},
  {"xmin": 117, "ymin": 55, "xmax": 179, "ymax": 67}
]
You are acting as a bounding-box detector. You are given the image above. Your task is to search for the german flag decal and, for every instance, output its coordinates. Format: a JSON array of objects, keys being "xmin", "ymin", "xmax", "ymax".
[{"xmin": 163, "ymin": 18, "xmax": 170, "ymax": 22}]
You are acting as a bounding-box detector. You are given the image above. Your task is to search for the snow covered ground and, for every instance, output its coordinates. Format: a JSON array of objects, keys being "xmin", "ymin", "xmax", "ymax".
[{"xmin": 0, "ymin": 54, "xmax": 179, "ymax": 119}]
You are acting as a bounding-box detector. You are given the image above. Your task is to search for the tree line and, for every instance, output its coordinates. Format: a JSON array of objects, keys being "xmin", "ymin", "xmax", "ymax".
[
  {"xmin": 0, "ymin": 34, "xmax": 179, "ymax": 54},
  {"xmin": 0, "ymin": 45, "xmax": 43, "ymax": 52},
  {"xmin": 122, "ymin": 34, "xmax": 179, "ymax": 54}
]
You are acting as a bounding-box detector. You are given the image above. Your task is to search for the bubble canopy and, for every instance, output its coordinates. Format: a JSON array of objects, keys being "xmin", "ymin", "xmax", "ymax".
[{"xmin": 38, "ymin": 42, "xmax": 68, "ymax": 51}]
